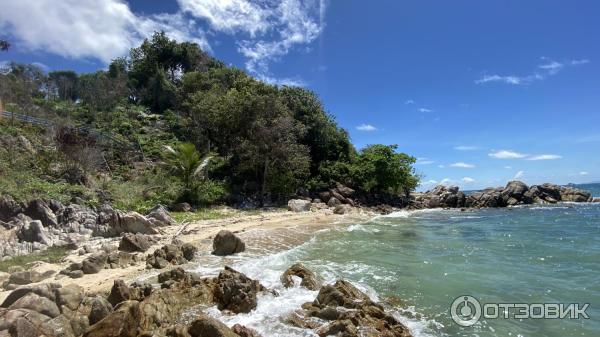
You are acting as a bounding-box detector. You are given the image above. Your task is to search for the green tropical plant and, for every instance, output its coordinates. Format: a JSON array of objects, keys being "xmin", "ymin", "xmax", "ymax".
[{"xmin": 163, "ymin": 142, "xmax": 211, "ymax": 191}]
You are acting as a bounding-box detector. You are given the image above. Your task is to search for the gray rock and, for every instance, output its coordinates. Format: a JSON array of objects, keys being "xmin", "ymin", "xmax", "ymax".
[
  {"xmin": 213, "ymin": 266, "xmax": 266, "ymax": 314},
  {"xmin": 17, "ymin": 220, "xmax": 52, "ymax": 245},
  {"xmin": 146, "ymin": 204, "xmax": 176, "ymax": 227},
  {"xmin": 88, "ymin": 296, "xmax": 113, "ymax": 325},
  {"xmin": 333, "ymin": 204, "xmax": 352, "ymax": 215},
  {"xmin": 281, "ymin": 263, "xmax": 320, "ymax": 290},
  {"xmin": 287, "ymin": 199, "xmax": 311, "ymax": 212},
  {"xmin": 81, "ymin": 253, "xmax": 107, "ymax": 274},
  {"xmin": 327, "ymin": 197, "xmax": 341, "ymax": 208},
  {"xmin": 212, "ymin": 230, "xmax": 245, "ymax": 256},
  {"xmin": 188, "ymin": 314, "xmax": 239, "ymax": 337},
  {"xmin": 118, "ymin": 233, "xmax": 154, "ymax": 252},
  {"xmin": 24, "ymin": 199, "xmax": 58, "ymax": 227},
  {"xmin": 9, "ymin": 293, "xmax": 61, "ymax": 318},
  {"xmin": 7, "ymin": 271, "xmax": 46, "ymax": 286},
  {"xmin": 171, "ymin": 202, "xmax": 192, "ymax": 212},
  {"xmin": 0, "ymin": 195, "xmax": 22, "ymax": 222}
]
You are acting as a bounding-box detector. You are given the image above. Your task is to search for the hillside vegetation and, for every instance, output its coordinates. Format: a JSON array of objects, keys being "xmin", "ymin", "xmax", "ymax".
[{"xmin": 0, "ymin": 32, "xmax": 419, "ymax": 211}]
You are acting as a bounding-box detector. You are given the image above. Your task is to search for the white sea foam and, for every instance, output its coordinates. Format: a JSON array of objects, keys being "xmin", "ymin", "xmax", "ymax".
[
  {"xmin": 346, "ymin": 223, "xmax": 380, "ymax": 233},
  {"xmin": 379, "ymin": 208, "xmax": 448, "ymax": 218},
  {"xmin": 191, "ymin": 231, "xmax": 440, "ymax": 337}
]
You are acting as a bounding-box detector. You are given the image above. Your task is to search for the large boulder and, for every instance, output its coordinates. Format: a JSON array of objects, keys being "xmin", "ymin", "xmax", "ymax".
[
  {"xmin": 526, "ymin": 183, "xmax": 562, "ymax": 203},
  {"xmin": 281, "ymin": 263, "xmax": 320, "ymax": 290},
  {"xmin": 466, "ymin": 188, "xmax": 504, "ymax": 208},
  {"xmin": 213, "ymin": 266, "xmax": 266, "ymax": 314},
  {"xmin": 118, "ymin": 233, "xmax": 155, "ymax": 252},
  {"xmin": 81, "ymin": 253, "xmax": 108, "ymax": 274},
  {"xmin": 57, "ymin": 204, "xmax": 98, "ymax": 234},
  {"xmin": 232, "ymin": 324, "xmax": 262, "ymax": 337},
  {"xmin": 17, "ymin": 220, "xmax": 52, "ymax": 245},
  {"xmin": 146, "ymin": 205, "xmax": 176, "ymax": 227},
  {"xmin": 287, "ymin": 199, "xmax": 311, "ymax": 212},
  {"xmin": 502, "ymin": 181, "xmax": 529, "ymax": 200},
  {"xmin": 107, "ymin": 211, "xmax": 160, "ymax": 236},
  {"xmin": 560, "ymin": 186, "xmax": 593, "ymax": 202},
  {"xmin": 8, "ymin": 293, "xmax": 61, "ymax": 318},
  {"xmin": 0, "ymin": 195, "xmax": 22, "ymax": 222},
  {"xmin": 107, "ymin": 280, "xmax": 133, "ymax": 307},
  {"xmin": 24, "ymin": 199, "xmax": 58, "ymax": 227},
  {"xmin": 82, "ymin": 300, "xmax": 140, "ymax": 337},
  {"xmin": 7, "ymin": 270, "xmax": 48, "ymax": 286},
  {"xmin": 187, "ymin": 314, "xmax": 238, "ymax": 337},
  {"xmin": 88, "ymin": 296, "xmax": 113, "ymax": 325},
  {"xmin": 212, "ymin": 230, "xmax": 245, "ymax": 256}
]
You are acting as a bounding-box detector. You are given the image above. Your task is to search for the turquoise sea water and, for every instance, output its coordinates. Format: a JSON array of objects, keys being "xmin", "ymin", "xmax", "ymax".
[{"xmin": 194, "ymin": 184, "xmax": 600, "ymax": 336}]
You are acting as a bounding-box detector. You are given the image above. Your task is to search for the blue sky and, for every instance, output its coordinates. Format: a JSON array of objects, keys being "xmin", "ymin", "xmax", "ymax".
[{"xmin": 1, "ymin": 0, "xmax": 599, "ymax": 190}]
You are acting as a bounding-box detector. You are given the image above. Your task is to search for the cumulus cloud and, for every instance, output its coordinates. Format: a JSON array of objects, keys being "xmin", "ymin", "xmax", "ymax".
[
  {"xmin": 526, "ymin": 154, "xmax": 562, "ymax": 161},
  {"xmin": 419, "ymin": 108, "xmax": 433, "ymax": 113},
  {"xmin": 462, "ymin": 177, "xmax": 475, "ymax": 183},
  {"xmin": 514, "ymin": 170, "xmax": 525, "ymax": 179},
  {"xmin": 1, "ymin": 0, "xmax": 327, "ymax": 84},
  {"xmin": 405, "ymin": 99, "xmax": 414, "ymax": 105},
  {"xmin": 0, "ymin": 0, "xmax": 209, "ymax": 63},
  {"xmin": 450, "ymin": 162, "xmax": 475, "ymax": 168},
  {"xmin": 356, "ymin": 124, "xmax": 377, "ymax": 132},
  {"xmin": 475, "ymin": 57, "xmax": 590, "ymax": 85},
  {"xmin": 488, "ymin": 150, "xmax": 527, "ymax": 159},
  {"xmin": 580, "ymin": 171, "xmax": 589, "ymax": 176}
]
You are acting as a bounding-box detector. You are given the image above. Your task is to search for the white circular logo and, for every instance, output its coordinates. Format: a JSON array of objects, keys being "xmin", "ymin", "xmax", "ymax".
[{"xmin": 451, "ymin": 295, "xmax": 482, "ymax": 327}]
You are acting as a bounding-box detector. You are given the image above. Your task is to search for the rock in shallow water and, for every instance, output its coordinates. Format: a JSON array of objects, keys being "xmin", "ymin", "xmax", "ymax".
[
  {"xmin": 281, "ymin": 263, "xmax": 320, "ymax": 290},
  {"xmin": 213, "ymin": 266, "xmax": 266, "ymax": 314},
  {"xmin": 212, "ymin": 230, "xmax": 245, "ymax": 256}
]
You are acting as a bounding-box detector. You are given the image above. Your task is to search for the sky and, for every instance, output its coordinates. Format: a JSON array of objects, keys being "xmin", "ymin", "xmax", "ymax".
[{"xmin": 1, "ymin": 0, "xmax": 599, "ymax": 190}]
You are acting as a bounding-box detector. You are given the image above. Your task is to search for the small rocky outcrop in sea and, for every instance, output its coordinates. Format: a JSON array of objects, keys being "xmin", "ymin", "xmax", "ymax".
[
  {"xmin": 413, "ymin": 181, "xmax": 593, "ymax": 209},
  {"xmin": 288, "ymin": 279, "xmax": 412, "ymax": 337},
  {"xmin": 213, "ymin": 266, "xmax": 267, "ymax": 314},
  {"xmin": 212, "ymin": 230, "xmax": 246, "ymax": 256},
  {"xmin": 281, "ymin": 263, "xmax": 321, "ymax": 290}
]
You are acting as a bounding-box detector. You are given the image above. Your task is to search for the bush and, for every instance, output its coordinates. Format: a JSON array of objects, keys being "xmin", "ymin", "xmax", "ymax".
[{"xmin": 178, "ymin": 180, "xmax": 228, "ymax": 207}]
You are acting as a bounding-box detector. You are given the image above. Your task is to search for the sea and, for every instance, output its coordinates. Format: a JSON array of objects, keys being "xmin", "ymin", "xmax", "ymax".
[{"xmin": 188, "ymin": 183, "xmax": 600, "ymax": 337}]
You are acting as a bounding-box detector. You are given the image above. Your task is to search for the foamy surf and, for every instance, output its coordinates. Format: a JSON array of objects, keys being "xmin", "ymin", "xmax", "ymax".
[{"xmin": 193, "ymin": 228, "xmax": 442, "ymax": 337}]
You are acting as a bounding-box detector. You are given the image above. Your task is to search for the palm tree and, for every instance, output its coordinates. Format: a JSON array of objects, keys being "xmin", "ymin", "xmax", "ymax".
[{"xmin": 163, "ymin": 143, "xmax": 211, "ymax": 190}]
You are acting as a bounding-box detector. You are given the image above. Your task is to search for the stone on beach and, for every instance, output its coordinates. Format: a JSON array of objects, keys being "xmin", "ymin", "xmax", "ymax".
[
  {"xmin": 212, "ymin": 230, "xmax": 245, "ymax": 256},
  {"xmin": 287, "ymin": 199, "xmax": 312, "ymax": 212}
]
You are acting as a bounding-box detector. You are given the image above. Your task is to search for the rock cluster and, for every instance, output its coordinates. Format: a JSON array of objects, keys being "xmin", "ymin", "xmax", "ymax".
[
  {"xmin": 0, "ymin": 196, "xmax": 176, "ymax": 260},
  {"xmin": 279, "ymin": 264, "xmax": 413, "ymax": 337},
  {"xmin": 146, "ymin": 242, "xmax": 197, "ymax": 269},
  {"xmin": 413, "ymin": 181, "xmax": 593, "ymax": 209},
  {"xmin": 61, "ymin": 250, "xmax": 141, "ymax": 278},
  {"xmin": 288, "ymin": 184, "xmax": 358, "ymax": 214}
]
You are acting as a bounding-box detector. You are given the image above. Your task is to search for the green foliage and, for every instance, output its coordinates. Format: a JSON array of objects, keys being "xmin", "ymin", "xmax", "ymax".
[
  {"xmin": 0, "ymin": 31, "xmax": 421, "ymax": 209},
  {"xmin": 351, "ymin": 144, "xmax": 419, "ymax": 195}
]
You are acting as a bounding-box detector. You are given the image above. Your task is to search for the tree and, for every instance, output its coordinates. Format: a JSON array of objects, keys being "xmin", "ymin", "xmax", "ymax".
[
  {"xmin": 351, "ymin": 144, "xmax": 419, "ymax": 195},
  {"xmin": 163, "ymin": 142, "xmax": 210, "ymax": 191},
  {"xmin": 0, "ymin": 40, "xmax": 9, "ymax": 51},
  {"xmin": 48, "ymin": 71, "xmax": 78, "ymax": 101}
]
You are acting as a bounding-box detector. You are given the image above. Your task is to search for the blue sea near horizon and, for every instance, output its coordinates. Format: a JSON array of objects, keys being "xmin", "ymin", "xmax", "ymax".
[{"xmin": 192, "ymin": 183, "xmax": 600, "ymax": 337}]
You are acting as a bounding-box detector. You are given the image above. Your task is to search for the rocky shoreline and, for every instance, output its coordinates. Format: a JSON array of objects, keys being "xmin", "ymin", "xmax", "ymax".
[
  {"xmin": 0, "ymin": 181, "xmax": 597, "ymax": 336},
  {"xmin": 1, "ymin": 227, "xmax": 412, "ymax": 337}
]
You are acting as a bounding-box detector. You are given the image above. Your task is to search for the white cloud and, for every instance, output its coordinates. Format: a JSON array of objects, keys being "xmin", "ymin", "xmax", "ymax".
[
  {"xmin": 440, "ymin": 178, "xmax": 455, "ymax": 186},
  {"xmin": 488, "ymin": 150, "xmax": 527, "ymax": 159},
  {"xmin": 476, "ymin": 57, "xmax": 589, "ymax": 86},
  {"xmin": 462, "ymin": 177, "xmax": 475, "ymax": 183},
  {"xmin": 504, "ymin": 166, "xmax": 512, "ymax": 169},
  {"xmin": 454, "ymin": 145, "xmax": 480, "ymax": 151},
  {"xmin": 415, "ymin": 158, "xmax": 435, "ymax": 165},
  {"xmin": 218, "ymin": 0, "xmax": 326, "ymax": 80},
  {"xmin": 571, "ymin": 59, "xmax": 590, "ymax": 65},
  {"xmin": 526, "ymin": 154, "xmax": 562, "ymax": 161},
  {"xmin": 580, "ymin": 171, "xmax": 589, "ymax": 176},
  {"xmin": 356, "ymin": 124, "xmax": 377, "ymax": 132},
  {"xmin": 450, "ymin": 162, "xmax": 475, "ymax": 168},
  {"xmin": 438, "ymin": 164, "xmax": 445, "ymax": 168},
  {"xmin": 405, "ymin": 99, "xmax": 414, "ymax": 105},
  {"xmin": 421, "ymin": 179, "xmax": 438, "ymax": 185},
  {"xmin": 419, "ymin": 108, "xmax": 433, "ymax": 113},
  {"xmin": 0, "ymin": 0, "xmax": 209, "ymax": 64},
  {"xmin": 514, "ymin": 170, "xmax": 525, "ymax": 179}
]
